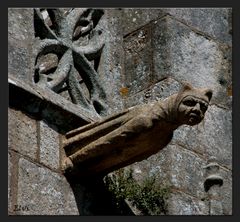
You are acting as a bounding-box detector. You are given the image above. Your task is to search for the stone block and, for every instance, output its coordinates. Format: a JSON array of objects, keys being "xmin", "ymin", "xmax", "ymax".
[
  {"xmin": 130, "ymin": 146, "xmax": 204, "ymax": 193},
  {"xmin": 17, "ymin": 158, "xmax": 79, "ymax": 215},
  {"xmin": 8, "ymin": 8, "xmax": 34, "ymax": 81},
  {"xmin": 123, "ymin": 25, "xmax": 152, "ymax": 95},
  {"xmin": 175, "ymin": 105, "xmax": 232, "ymax": 169},
  {"xmin": 122, "ymin": 8, "xmax": 166, "ymax": 35},
  {"xmin": 124, "ymin": 77, "xmax": 181, "ymax": 109},
  {"xmin": 163, "ymin": 8, "xmax": 232, "ymax": 45},
  {"xmin": 64, "ymin": 187, "xmax": 81, "ymax": 215},
  {"xmin": 167, "ymin": 191, "xmax": 208, "ymax": 215},
  {"xmin": 8, "ymin": 108, "xmax": 38, "ymax": 160},
  {"xmin": 125, "ymin": 144, "xmax": 207, "ymax": 198},
  {"xmin": 172, "ymin": 124, "xmax": 206, "ymax": 156},
  {"xmin": 125, "ymin": 146, "xmax": 171, "ymax": 185},
  {"xmin": 39, "ymin": 121, "xmax": 60, "ymax": 170},
  {"xmin": 8, "ymin": 8, "xmax": 34, "ymax": 43},
  {"xmin": 8, "ymin": 152, "xmax": 12, "ymax": 211},
  {"xmin": 220, "ymin": 168, "xmax": 232, "ymax": 215},
  {"xmin": 200, "ymin": 105, "xmax": 232, "ymax": 169},
  {"xmin": 167, "ymin": 145, "xmax": 206, "ymax": 198},
  {"xmin": 152, "ymin": 16, "xmax": 232, "ymax": 108},
  {"xmin": 172, "ymin": 105, "xmax": 232, "ymax": 170},
  {"xmin": 150, "ymin": 77, "xmax": 182, "ymax": 100},
  {"xmin": 96, "ymin": 9, "xmax": 125, "ymax": 115},
  {"xmin": 124, "ymin": 90, "xmax": 149, "ymax": 108},
  {"xmin": 8, "ymin": 43, "xmax": 33, "ymax": 82}
]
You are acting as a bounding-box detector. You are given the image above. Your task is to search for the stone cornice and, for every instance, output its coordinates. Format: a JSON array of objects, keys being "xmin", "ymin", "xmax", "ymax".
[{"xmin": 8, "ymin": 75, "xmax": 100, "ymax": 134}]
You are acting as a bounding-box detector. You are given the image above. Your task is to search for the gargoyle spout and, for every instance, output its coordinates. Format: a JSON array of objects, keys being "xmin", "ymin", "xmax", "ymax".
[{"xmin": 62, "ymin": 83, "xmax": 212, "ymax": 177}]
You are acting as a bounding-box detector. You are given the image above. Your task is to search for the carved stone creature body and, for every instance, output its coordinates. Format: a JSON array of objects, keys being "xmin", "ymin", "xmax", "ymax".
[{"xmin": 63, "ymin": 84, "xmax": 212, "ymax": 177}]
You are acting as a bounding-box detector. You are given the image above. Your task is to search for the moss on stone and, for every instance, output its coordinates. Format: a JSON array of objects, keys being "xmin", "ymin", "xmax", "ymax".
[{"xmin": 104, "ymin": 169, "xmax": 170, "ymax": 215}]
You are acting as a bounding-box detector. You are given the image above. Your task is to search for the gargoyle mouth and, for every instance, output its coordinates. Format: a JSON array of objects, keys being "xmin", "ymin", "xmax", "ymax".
[
  {"xmin": 188, "ymin": 113, "xmax": 202, "ymax": 125},
  {"xmin": 189, "ymin": 113, "xmax": 200, "ymax": 118}
]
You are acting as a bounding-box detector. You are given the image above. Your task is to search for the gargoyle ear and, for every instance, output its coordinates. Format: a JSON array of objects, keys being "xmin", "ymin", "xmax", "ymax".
[
  {"xmin": 204, "ymin": 89, "xmax": 213, "ymax": 102},
  {"xmin": 181, "ymin": 82, "xmax": 193, "ymax": 92}
]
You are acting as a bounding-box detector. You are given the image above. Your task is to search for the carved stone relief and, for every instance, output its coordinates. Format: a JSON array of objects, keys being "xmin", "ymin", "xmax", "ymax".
[
  {"xmin": 33, "ymin": 8, "xmax": 108, "ymax": 116},
  {"xmin": 62, "ymin": 83, "xmax": 213, "ymax": 177}
]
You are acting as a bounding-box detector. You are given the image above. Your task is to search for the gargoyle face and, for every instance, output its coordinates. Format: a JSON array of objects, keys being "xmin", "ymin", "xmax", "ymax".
[{"xmin": 178, "ymin": 95, "xmax": 209, "ymax": 126}]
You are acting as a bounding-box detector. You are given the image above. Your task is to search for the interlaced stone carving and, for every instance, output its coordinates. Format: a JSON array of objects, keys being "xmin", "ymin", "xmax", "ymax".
[
  {"xmin": 33, "ymin": 8, "xmax": 108, "ymax": 116},
  {"xmin": 62, "ymin": 83, "xmax": 213, "ymax": 177}
]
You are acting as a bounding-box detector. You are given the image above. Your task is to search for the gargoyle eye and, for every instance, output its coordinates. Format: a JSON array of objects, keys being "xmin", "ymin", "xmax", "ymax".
[
  {"xmin": 183, "ymin": 100, "xmax": 196, "ymax": 106},
  {"xmin": 200, "ymin": 103, "xmax": 208, "ymax": 112}
]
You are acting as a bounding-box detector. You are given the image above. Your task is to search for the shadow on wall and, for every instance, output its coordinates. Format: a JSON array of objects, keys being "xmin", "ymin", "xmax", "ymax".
[{"xmin": 67, "ymin": 176, "xmax": 134, "ymax": 215}]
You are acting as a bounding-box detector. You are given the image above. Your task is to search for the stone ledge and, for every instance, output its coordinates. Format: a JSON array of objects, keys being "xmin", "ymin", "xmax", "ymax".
[{"xmin": 8, "ymin": 75, "xmax": 99, "ymax": 133}]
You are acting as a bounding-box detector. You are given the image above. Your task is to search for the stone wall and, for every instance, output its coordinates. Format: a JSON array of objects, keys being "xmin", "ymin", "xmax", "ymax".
[
  {"xmin": 112, "ymin": 8, "xmax": 232, "ymax": 215},
  {"xmin": 8, "ymin": 8, "xmax": 232, "ymax": 215},
  {"xmin": 8, "ymin": 108, "xmax": 78, "ymax": 215},
  {"xmin": 8, "ymin": 8, "xmax": 84, "ymax": 215}
]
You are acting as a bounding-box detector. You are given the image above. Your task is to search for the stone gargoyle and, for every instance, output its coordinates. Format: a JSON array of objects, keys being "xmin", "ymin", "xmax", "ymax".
[{"xmin": 62, "ymin": 83, "xmax": 212, "ymax": 177}]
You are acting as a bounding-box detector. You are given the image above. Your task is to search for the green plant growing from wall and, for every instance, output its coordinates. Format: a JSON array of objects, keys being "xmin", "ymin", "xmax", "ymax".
[{"xmin": 104, "ymin": 169, "xmax": 170, "ymax": 215}]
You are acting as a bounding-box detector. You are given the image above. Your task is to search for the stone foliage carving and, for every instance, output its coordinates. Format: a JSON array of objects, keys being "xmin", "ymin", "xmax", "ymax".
[
  {"xmin": 33, "ymin": 8, "xmax": 108, "ymax": 116},
  {"xmin": 63, "ymin": 83, "xmax": 213, "ymax": 177}
]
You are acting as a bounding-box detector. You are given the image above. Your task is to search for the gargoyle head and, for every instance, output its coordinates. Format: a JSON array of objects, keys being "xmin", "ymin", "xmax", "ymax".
[{"xmin": 176, "ymin": 83, "xmax": 213, "ymax": 126}]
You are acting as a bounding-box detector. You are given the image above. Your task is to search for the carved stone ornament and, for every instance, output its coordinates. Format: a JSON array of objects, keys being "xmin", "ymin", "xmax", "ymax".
[
  {"xmin": 62, "ymin": 83, "xmax": 213, "ymax": 177},
  {"xmin": 33, "ymin": 8, "xmax": 108, "ymax": 117},
  {"xmin": 204, "ymin": 157, "xmax": 223, "ymax": 192}
]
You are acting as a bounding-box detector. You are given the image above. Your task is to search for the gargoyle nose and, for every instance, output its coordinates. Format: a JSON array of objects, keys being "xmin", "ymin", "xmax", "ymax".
[{"xmin": 192, "ymin": 103, "xmax": 201, "ymax": 112}]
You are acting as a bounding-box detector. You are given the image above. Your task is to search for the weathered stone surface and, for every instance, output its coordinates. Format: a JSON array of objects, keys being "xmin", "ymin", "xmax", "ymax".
[
  {"xmin": 124, "ymin": 145, "xmax": 209, "ymax": 207},
  {"xmin": 119, "ymin": 10, "xmax": 232, "ymax": 213},
  {"xmin": 173, "ymin": 106, "xmax": 231, "ymax": 167},
  {"xmin": 64, "ymin": 187, "xmax": 81, "ymax": 215},
  {"xmin": 8, "ymin": 151, "xmax": 20, "ymax": 214},
  {"xmin": 150, "ymin": 78, "xmax": 182, "ymax": 101},
  {"xmin": 163, "ymin": 8, "xmax": 232, "ymax": 45},
  {"xmin": 124, "ymin": 147, "xmax": 171, "ymax": 185},
  {"xmin": 123, "ymin": 25, "xmax": 153, "ymax": 95},
  {"xmin": 172, "ymin": 105, "xmax": 232, "ymax": 169},
  {"xmin": 8, "ymin": 152, "xmax": 12, "ymax": 211},
  {"xmin": 220, "ymin": 168, "xmax": 232, "ymax": 215},
  {"xmin": 96, "ymin": 9, "xmax": 125, "ymax": 115},
  {"xmin": 8, "ymin": 43, "xmax": 33, "ymax": 81},
  {"xmin": 122, "ymin": 8, "xmax": 166, "ymax": 35},
  {"xmin": 200, "ymin": 105, "xmax": 232, "ymax": 169},
  {"xmin": 124, "ymin": 77, "xmax": 182, "ymax": 108},
  {"xmin": 172, "ymin": 124, "xmax": 206, "ymax": 156},
  {"xmin": 8, "ymin": 108, "xmax": 38, "ymax": 160},
  {"xmin": 124, "ymin": 90, "xmax": 149, "ymax": 108},
  {"xmin": 39, "ymin": 121, "xmax": 60, "ymax": 170},
  {"xmin": 17, "ymin": 158, "xmax": 79, "ymax": 215},
  {"xmin": 9, "ymin": 75, "xmax": 95, "ymax": 133},
  {"xmin": 8, "ymin": 8, "xmax": 34, "ymax": 81},
  {"xmin": 209, "ymin": 198, "xmax": 223, "ymax": 215},
  {"xmin": 167, "ymin": 191, "xmax": 208, "ymax": 215},
  {"xmin": 8, "ymin": 8, "xmax": 34, "ymax": 43},
  {"xmin": 166, "ymin": 145, "xmax": 206, "ymax": 198},
  {"xmin": 125, "ymin": 142, "xmax": 222, "ymax": 211},
  {"xmin": 152, "ymin": 16, "xmax": 232, "ymax": 108}
]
